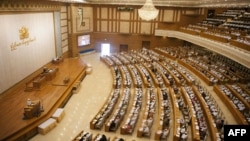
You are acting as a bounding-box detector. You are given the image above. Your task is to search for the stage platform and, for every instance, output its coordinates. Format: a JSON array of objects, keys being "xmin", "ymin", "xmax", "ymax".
[{"xmin": 0, "ymin": 57, "xmax": 87, "ymax": 141}]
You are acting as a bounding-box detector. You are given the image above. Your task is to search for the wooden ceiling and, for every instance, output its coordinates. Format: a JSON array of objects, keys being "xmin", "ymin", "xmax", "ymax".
[{"xmin": 49, "ymin": 0, "xmax": 250, "ymax": 8}]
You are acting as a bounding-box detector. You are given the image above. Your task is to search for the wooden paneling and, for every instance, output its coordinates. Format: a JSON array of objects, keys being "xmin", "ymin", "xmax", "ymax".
[
  {"xmin": 163, "ymin": 10, "xmax": 174, "ymax": 22},
  {"xmin": 120, "ymin": 21, "xmax": 130, "ymax": 33},
  {"xmin": 92, "ymin": 33, "xmax": 183, "ymax": 53}
]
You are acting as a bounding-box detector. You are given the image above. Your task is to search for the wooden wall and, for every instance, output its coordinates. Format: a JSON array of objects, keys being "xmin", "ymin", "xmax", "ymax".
[
  {"xmin": 92, "ymin": 33, "xmax": 184, "ymax": 53},
  {"xmin": 85, "ymin": 5, "xmax": 207, "ymax": 54}
]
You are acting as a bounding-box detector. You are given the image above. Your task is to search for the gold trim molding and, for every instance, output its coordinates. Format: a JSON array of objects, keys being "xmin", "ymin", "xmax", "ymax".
[{"xmin": 0, "ymin": 0, "xmax": 61, "ymax": 12}]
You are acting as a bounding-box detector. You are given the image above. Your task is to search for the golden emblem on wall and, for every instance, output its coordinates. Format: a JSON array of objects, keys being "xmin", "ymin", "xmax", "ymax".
[
  {"xmin": 19, "ymin": 26, "xmax": 29, "ymax": 40},
  {"xmin": 10, "ymin": 26, "xmax": 36, "ymax": 51}
]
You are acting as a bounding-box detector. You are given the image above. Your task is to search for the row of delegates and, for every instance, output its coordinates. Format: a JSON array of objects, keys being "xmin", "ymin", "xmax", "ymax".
[
  {"xmin": 102, "ymin": 56, "xmax": 115, "ymax": 67},
  {"xmin": 185, "ymin": 86, "xmax": 208, "ymax": 140},
  {"xmin": 184, "ymin": 58, "xmax": 218, "ymax": 84},
  {"xmin": 231, "ymin": 84, "xmax": 250, "ymax": 103},
  {"xmin": 171, "ymin": 67, "xmax": 186, "ymax": 84},
  {"xmin": 195, "ymin": 56, "xmax": 231, "ymax": 83},
  {"xmin": 157, "ymin": 87, "xmax": 171, "ymax": 140},
  {"xmin": 220, "ymin": 85, "xmax": 246, "ymax": 112},
  {"xmin": 175, "ymin": 89, "xmax": 190, "ymax": 141},
  {"xmin": 175, "ymin": 64, "xmax": 195, "ymax": 84},
  {"xmin": 128, "ymin": 64, "xmax": 143, "ymax": 88},
  {"xmin": 188, "ymin": 24, "xmax": 209, "ymax": 30},
  {"xmin": 139, "ymin": 88, "xmax": 156, "ymax": 137},
  {"xmin": 137, "ymin": 63, "xmax": 153, "ymax": 87},
  {"xmin": 110, "ymin": 55, "xmax": 123, "ymax": 66},
  {"xmin": 197, "ymin": 85, "xmax": 225, "ymax": 140},
  {"xmin": 160, "ymin": 61, "xmax": 179, "ymax": 86},
  {"xmin": 120, "ymin": 66, "xmax": 132, "ymax": 87},
  {"xmin": 152, "ymin": 65, "xmax": 171, "ymax": 140},
  {"xmin": 114, "ymin": 54, "xmax": 130, "ymax": 65},
  {"xmin": 138, "ymin": 48, "xmax": 153, "ymax": 62},
  {"xmin": 230, "ymin": 84, "xmax": 250, "ymax": 123},
  {"xmin": 121, "ymin": 88, "xmax": 143, "ymax": 134},
  {"xmin": 113, "ymin": 66, "xmax": 122, "ymax": 89},
  {"xmin": 121, "ymin": 52, "xmax": 139, "ymax": 64},
  {"xmin": 155, "ymin": 47, "xmax": 179, "ymax": 58},
  {"xmin": 212, "ymin": 54, "xmax": 250, "ymax": 80},
  {"xmin": 235, "ymin": 37, "xmax": 250, "ymax": 45},
  {"xmin": 181, "ymin": 26, "xmax": 202, "ymax": 33},
  {"xmin": 108, "ymin": 87, "xmax": 131, "ymax": 131},
  {"xmin": 92, "ymin": 89, "xmax": 120, "ymax": 129}
]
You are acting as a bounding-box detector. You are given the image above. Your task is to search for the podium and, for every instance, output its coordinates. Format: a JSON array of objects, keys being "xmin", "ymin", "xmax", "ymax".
[
  {"xmin": 23, "ymin": 100, "xmax": 41, "ymax": 119},
  {"xmin": 41, "ymin": 68, "xmax": 58, "ymax": 81}
]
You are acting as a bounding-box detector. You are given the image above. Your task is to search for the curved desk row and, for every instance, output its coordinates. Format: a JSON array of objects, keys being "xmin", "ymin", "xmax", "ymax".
[{"xmin": 213, "ymin": 85, "xmax": 248, "ymax": 125}]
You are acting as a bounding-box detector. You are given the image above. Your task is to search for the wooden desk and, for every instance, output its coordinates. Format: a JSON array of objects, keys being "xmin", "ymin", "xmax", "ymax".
[
  {"xmin": 180, "ymin": 87, "xmax": 200, "ymax": 141},
  {"xmin": 169, "ymin": 88, "xmax": 181, "ymax": 141},
  {"xmin": 200, "ymin": 32, "xmax": 229, "ymax": 43},
  {"xmin": 52, "ymin": 108, "xmax": 65, "ymax": 122},
  {"xmin": 169, "ymin": 62, "xmax": 193, "ymax": 86},
  {"xmin": 38, "ymin": 118, "xmax": 57, "ymax": 135},
  {"xmin": 52, "ymin": 57, "xmax": 64, "ymax": 64},
  {"xmin": 142, "ymin": 63, "xmax": 160, "ymax": 86},
  {"xmin": 32, "ymin": 76, "xmax": 46, "ymax": 89},
  {"xmin": 180, "ymin": 28, "xmax": 200, "ymax": 35},
  {"xmin": 159, "ymin": 62, "xmax": 181, "ymax": 86},
  {"xmin": 0, "ymin": 58, "xmax": 87, "ymax": 141},
  {"xmin": 226, "ymin": 84, "xmax": 250, "ymax": 110},
  {"xmin": 192, "ymin": 86, "xmax": 218, "ymax": 141},
  {"xmin": 230, "ymin": 39, "xmax": 250, "ymax": 52},
  {"xmin": 178, "ymin": 60, "xmax": 212, "ymax": 86},
  {"xmin": 154, "ymin": 48, "xmax": 177, "ymax": 61},
  {"xmin": 42, "ymin": 68, "xmax": 58, "ymax": 81}
]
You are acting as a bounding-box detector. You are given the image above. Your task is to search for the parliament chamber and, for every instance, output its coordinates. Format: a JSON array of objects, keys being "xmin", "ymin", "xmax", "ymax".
[{"xmin": 0, "ymin": 0, "xmax": 250, "ymax": 141}]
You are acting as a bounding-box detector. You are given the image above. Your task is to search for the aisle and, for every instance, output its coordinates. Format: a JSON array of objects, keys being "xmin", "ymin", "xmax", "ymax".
[
  {"xmin": 30, "ymin": 53, "xmax": 151, "ymax": 141},
  {"xmin": 30, "ymin": 53, "xmax": 112, "ymax": 141}
]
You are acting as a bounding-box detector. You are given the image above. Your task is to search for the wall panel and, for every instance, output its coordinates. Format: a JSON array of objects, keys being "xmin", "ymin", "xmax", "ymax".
[
  {"xmin": 101, "ymin": 21, "xmax": 108, "ymax": 32},
  {"xmin": 163, "ymin": 10, "xmax": 174, "ymax": 22},
  {"xmin": 120, "ymin": 21, "xmax": 130, "ymax": 33},
  {"xmin": 0, "ymin": 13, "xmax": 56, "ymax": 93}
]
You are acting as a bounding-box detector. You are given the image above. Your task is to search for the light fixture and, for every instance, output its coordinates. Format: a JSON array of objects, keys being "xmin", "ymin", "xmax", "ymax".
[{"xmin": 138, "ymin": 0, "xmax": 159, "ymax": 21}]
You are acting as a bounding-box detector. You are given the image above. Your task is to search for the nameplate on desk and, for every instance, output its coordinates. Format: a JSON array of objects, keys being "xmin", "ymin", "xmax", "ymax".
[{"xmin": 224, "ymin": 125, "xmax": 250, "ymax": 140}]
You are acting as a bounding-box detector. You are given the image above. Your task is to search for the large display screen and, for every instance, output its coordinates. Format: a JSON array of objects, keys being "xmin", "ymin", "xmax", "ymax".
[{"xmin": 78, "ymin": 34, "xmax": 90, "ymax": 46}]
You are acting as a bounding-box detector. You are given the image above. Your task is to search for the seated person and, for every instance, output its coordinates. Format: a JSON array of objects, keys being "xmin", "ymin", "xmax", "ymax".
[
  {"xmin": 161, "ymin": 128, "xmax": 169, "ymax": 139},
  {"xmin": 143, "ymin": 125, "xmax": 150, "ymax": 136},
  {"xmin": 109, "ymin": 120, "xmax": 116, "ymax": 131}
]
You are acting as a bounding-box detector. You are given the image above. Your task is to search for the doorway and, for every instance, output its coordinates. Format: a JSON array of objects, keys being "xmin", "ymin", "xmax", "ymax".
[
  {"xmin": 120, "ymin": 44, "xmax": 128, "ymax": 52},
  {"xmin": 101, "ymin": 43, "xmax": 110, "ymax": 56},
  {"xmin": 142, "ymin": 41, "xmax": 150, "ymax": 49}
]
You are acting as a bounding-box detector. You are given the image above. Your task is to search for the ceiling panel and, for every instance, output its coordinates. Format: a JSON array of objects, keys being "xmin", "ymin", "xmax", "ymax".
[{"xmin": 45, "ymin": 0, "xmax": 250, "ymax": 8}]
